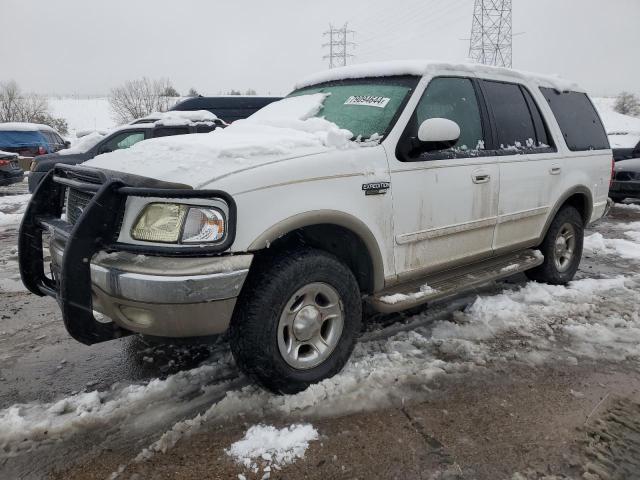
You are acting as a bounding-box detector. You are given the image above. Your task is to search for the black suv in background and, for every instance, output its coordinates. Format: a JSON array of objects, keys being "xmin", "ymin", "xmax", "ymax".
[
  {"xmin": 28, "ymin": 122, "xmax": 216, "ymax": 192},
  {"xmin": 170, "ymin": 96, "xmax": 282, "ymax": 123}
]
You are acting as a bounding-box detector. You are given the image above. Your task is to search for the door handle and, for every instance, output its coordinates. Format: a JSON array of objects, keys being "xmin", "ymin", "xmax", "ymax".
[
  {"xmin": 472, "ymin": 173, "xmax": 491, "ymax": 184},
  {"xmin": 550, "ymin": 166, "xmax": 562, "ymax": 175}
]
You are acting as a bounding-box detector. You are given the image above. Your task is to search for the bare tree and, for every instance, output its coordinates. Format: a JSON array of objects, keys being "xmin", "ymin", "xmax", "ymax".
[
  {"xmin": 0, "ymin": 80, "xmax": 68, "ymax": 133},
  {"xmin": 109, "ymin": 77, "xmax": 178, "ymax": 124},
  {"xmin": 614, "ymin": 92, "xmax": 640, "ymax": 117},
  {"xmin": 187, "ymin": 87, "xmax": 200, "ymax": 97}
]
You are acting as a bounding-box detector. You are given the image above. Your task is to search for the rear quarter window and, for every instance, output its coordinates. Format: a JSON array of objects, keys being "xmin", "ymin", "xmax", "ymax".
[{"xmin": 540, "ymin": 88, "xmax": 609, "ymax": 151}]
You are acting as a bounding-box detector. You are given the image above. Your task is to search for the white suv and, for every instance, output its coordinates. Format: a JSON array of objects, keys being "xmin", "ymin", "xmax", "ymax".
[{"xmin": 19, "ymin": 61, "xmax": 613, "ymax": 393}]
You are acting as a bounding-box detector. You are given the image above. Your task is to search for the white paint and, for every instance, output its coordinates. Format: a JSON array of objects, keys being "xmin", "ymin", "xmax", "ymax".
[{"xmin": 417, "ymin": 118, "xmax": 461, "ymax": 143}]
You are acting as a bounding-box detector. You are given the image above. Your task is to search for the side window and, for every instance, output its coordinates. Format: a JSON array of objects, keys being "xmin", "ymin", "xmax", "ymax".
[
  {"xmin": 403, "ymin": 77, "xmax": 485, "ymax": 160},
  {"xmin": 195, "ymin": 124, "xmax": 216, "ymax": 133},
  {"xmin": 99, "ymin": 131, "xmax": 145, "ymax": 154},
  {"xmin": 540, "ymin": 88, "xmax": 609, "ymax": 151},
  {"xmin": 521, "ymin": 88, "xmax": 553, "ymax": 149},
  {"xmin": 153, "ymin": 127, "xmax": 189, "ymax": 138},
  {"xmin": 482, "ymin": 81, "xmax": 540, "ymax": 152}
]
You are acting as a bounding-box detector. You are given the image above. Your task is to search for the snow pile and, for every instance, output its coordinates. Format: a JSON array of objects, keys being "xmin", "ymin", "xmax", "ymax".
[
  {"xmin": 584, "ymin": 232, "xmax": 640, "ymax": 260},
  {"xmin": 0, "ymin": 361, "xmax": 238, "ymax": 456},
  {"xmin": 148, "ymin": 110, "xmax": 218, "ymax": 126},
  {"xmin": 0, "ymin": 193, "xmax": 30, "ymax": 228},
  {"xmin": 58, "ymin": 131, "xmax": 106, "ymax": 155},
  {"xmin": 225, "ymin": 424, "xmax": 318, "ymax": 473},
  {"xmin": 48, "ymin": 96, "xmax": 115, "ymax": 135},
  {"xmin": 592, "ymin": 97, "xmax": 640, "ymax": 147},
  {"xmin": 84, "ymin": 93, "xmax": 353, "ymax": 188}
]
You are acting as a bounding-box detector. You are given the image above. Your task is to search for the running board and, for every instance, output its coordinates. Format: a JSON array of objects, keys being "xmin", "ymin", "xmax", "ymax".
[{"xmin": 369, "ymin": 250, "xmax": 544, "ymax": 313}]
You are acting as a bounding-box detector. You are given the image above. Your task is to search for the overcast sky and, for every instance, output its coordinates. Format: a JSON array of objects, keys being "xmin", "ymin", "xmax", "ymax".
[{"xmin": 1, "ymin": 0, "xmax": 638, "ymax": 97}]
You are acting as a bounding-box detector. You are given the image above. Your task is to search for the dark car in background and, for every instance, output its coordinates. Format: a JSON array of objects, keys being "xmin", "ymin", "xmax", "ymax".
[
  {"xmin": 0, "ymin": 123, "xmax": 69, "ymax": 170},
  {"xmin": 610, "ymin": 157, "xmax": 640, "ymax": 203},
  {"xmin": 609, "ymin": 131, "xmax": 640, "ymax": 162},
  {"xmin": 28, "ymin": 115, "xmax": 217, "ymax": 192},
  {"xmin": 170, "ymin": 96, "xmax": 282, "ymax": 123},
  {"xmin": 0, "ymin": 150, "xmax": 24, "ymax": 186}
]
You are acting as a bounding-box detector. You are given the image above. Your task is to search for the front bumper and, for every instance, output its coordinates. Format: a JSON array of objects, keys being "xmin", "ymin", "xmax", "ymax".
[
  {"xmin": 18, "ymin": 166, "xmax": 242, "ymax": 344},
  {"xmin": 49, "ymin": 240, "xmax": 251, "ymax": 337}
]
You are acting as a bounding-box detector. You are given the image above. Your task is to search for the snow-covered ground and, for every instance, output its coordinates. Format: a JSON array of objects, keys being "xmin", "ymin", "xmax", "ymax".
[
  {"xmin": 47, "ymin": 96, "xmax": 115, "ymax": 136},
  {"xmin": 1, "ymin": 191, "xmax": 640, "ymax": 478}
]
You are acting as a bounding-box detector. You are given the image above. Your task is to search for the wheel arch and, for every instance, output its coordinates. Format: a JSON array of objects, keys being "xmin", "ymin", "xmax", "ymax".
[
  {"xmin": 539, "ymin": 186, "xmax": 593, "ymax": 243},
  {"xmin": 247, "ymin": 210, "xmax": 386, "ymax": 293}
]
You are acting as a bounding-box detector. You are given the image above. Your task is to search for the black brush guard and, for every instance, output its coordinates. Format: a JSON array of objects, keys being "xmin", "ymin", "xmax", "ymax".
[{"xmin": 18, "ymin": 166, "xmax": 236, "ymax": 345}]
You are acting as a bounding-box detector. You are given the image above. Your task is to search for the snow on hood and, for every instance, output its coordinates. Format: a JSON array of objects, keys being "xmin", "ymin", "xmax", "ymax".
[
  {"xmin": 84, "ymin": 93, "xmax": 354, "ymax": 189},
  {"xmin": 58, "ymin": 131, "xmax": 106, "ymax": 156}
]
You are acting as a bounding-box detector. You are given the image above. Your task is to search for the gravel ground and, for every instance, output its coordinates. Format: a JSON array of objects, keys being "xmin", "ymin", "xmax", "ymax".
[{"xmin": 1, "ymin": 193, "xmax": 639, "ymax": 480}]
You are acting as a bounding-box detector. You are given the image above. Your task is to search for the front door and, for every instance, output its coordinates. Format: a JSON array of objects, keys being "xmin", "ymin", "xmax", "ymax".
[{"xmin": 389, "ymin": 76, "xmax": 499, "ymax": 281}]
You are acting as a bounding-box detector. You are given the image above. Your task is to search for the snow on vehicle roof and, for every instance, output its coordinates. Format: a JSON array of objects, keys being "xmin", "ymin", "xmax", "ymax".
[
  {"xmin": 136, "ymin": 110, "xmax": 218, "ymax": 126},
  {"xmin": 84, "ymin": 93, "xmax": 352, "ymax": 189},
  {"xmin": 0, "ymin": 150, "xmax": 18, "ymax": 158},
  {"xmin": 295, "ymin": 60, "xmax": 583, "ymax": 93},
  {"xmin": 0, "ymin": 122, "xmax": 56, "ymax": 132}
]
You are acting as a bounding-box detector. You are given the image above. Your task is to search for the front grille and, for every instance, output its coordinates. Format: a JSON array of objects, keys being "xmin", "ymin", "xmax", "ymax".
[
  {"xmin": 65, "ymin": 188, "xmax": 94, "ymax": 225},
  {"xmin": 615, "ymin": 171, "xmax": 639, "ymax": 182}
]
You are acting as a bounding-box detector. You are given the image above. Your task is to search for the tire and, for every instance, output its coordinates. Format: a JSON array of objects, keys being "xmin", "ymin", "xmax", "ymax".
[
  {"xmin": 525, "ymin": 206, "xmax": 584, "ymax": 285},
  {"xmin": 610, "ymin": 195, "xmax": 626, "ymax": 204},
  {"xmin": 229, "ymin": 247, "xmax": 362, "ymax": 394}
]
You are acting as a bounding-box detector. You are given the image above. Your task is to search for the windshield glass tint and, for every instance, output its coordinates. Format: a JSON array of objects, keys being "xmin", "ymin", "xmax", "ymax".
[{"xmin": 289, "ymin": 82, "xmax": 414, "ymax": 140}]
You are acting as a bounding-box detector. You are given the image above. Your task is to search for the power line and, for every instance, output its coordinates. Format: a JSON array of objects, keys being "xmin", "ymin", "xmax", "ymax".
[
  {"xmin": 468, "ymin": 0, "xmax": 513, "ymax": 68},
  {"xmin": 322, "ymin": 23, "xmax": 357, "ymax": 69}
]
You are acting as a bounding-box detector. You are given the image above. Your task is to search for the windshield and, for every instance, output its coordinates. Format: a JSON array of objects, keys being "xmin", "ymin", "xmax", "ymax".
[{"xmin": 288, "ymin": 77, "xmax": 417, "ymax": 140}]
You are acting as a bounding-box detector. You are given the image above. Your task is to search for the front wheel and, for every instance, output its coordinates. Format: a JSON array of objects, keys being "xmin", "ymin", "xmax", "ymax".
[
  {"xmin": 229, "ymin": 248, "xmax": 362, "ymax": 394},
  {"xmin": 525, "ymin": 206, "xmax": 584, "ymax": 285}
]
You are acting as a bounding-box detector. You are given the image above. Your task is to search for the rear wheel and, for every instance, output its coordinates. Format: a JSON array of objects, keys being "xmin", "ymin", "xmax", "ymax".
[
  {"xmin": 229, "ymin": 248, "xmax": 362, "ymax": 394},
  {"xmin": 525, "ymin": 206, "xmax": 584, "ymax": 285}
]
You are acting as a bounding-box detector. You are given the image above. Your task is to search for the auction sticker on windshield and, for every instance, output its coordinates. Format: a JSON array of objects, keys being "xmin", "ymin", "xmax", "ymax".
[{"xmin": 344, "ymin": 96, "xmax": 390, "ymax": 108}]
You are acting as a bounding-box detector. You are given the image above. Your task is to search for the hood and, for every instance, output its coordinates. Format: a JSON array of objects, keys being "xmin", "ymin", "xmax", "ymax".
[
  {"xmin": 33, "ymin": 152, "xmax": 90, "ymax": 171},
  {"xmin": 615, "ymin": 157, "xmax": 640, "ymax": 172},
  {"xmin": 83, "ymin": 94, "xmax": 355, "ymax": 189}
]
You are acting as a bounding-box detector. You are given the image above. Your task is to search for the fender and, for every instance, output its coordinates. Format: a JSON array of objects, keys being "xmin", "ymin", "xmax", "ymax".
[
  {"xmin": 538, "ymin": 185, "xmax": 593, "ymax": 244},
  {"xmin": 248, "ymin": 209, "xmax": 386, "ymax": 292}
]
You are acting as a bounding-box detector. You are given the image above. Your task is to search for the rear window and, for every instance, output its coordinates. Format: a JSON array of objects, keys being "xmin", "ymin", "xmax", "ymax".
[
  {"xmin": 540, "ymin": 88, "xmax": 609, "ymax": 151},
  {"xmin": 153, "ymin": 127, "xmax": 189, "ymax": 138},
  {"xmin": 0, "ymin": 130, "xmax": 45, "ymax": 148}
]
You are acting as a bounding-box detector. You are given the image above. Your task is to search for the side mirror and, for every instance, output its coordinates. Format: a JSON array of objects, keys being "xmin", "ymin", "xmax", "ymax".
[
  {"xmin": 64, "ymin": 140, "xmax": 71, "ymax": 148},
  {"xmin": 416, "ymin": 118, "xmax": 461, "ymax": 152}
]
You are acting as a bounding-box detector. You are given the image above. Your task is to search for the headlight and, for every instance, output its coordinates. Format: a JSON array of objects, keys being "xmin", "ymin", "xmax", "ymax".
[{"xmin": 131, "ymin": 203, "xmax": 226, "ymax": 244}]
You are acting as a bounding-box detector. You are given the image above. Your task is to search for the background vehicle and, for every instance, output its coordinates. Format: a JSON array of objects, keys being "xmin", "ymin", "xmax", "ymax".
[
  {"xmin": 19, "ymin": 61, "xmax": 612, "ymax": 394},
  {"xmin": 169, "ymin": 96, "xmax": 282, "ymax": 123},
  {"xmin": 609, "ymin": 131, "xmax": 640, "ymax": 162},
  {"xmin": 610, "ymin": 157, "xmax": 640, "ymax": 202},
  {"xmin": 0, "ymin": 123, "xmax": 69, "ymax": 170},
  {"xmin": 28, "ymin": 111, "xmax": 218, "ymax": 192},
  {"xmin": 0, "ymin": 150, "xmax": 23, "ymax": 186}
]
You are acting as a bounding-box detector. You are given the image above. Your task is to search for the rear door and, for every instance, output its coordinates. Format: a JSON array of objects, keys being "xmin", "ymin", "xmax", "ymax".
[
  {"xmin": 480, "ymin": 80, "xmax": 561, "ymax": 253},
  {"xmin": 390, "ymin": 76, "xmax": 500, "ymax": 280}
]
